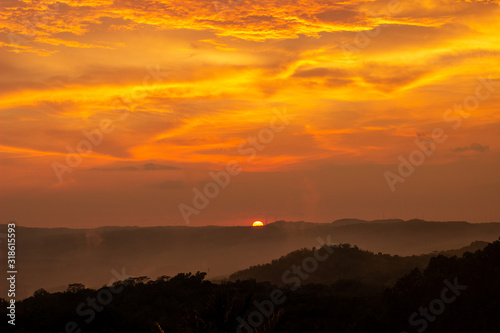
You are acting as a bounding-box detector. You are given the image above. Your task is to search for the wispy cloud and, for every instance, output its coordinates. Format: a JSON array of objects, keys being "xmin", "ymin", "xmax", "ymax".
[
  {"xmin": 91, "ymin": 163, "xmax": 179, "ymax": 171},
  {"xmin": 452, "ymin": 143, "xmax": 490, "ymax": 153}
]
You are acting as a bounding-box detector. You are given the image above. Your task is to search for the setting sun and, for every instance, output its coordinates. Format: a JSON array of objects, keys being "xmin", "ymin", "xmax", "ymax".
[{"xmin": 252, "ymin": 221, "xmax": 264, "ymax": 227}]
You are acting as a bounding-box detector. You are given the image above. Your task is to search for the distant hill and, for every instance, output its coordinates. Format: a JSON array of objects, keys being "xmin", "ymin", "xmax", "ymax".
[
  {"xmin": 230, "ymin": 244, "xmax": 428, "ymax": 288},
  {"xmin": 330, "ymin": 218, "xmax": 470, "ymax": 226},
  {"xmin": 437, "ymin": 240, "xmax": 489, "ymax": 257},
  {"xmin": 229, "ymin": 241, "xmax": 490, "ymax": 288},
  {"xmin": 331, "ymin": 218, "xmax": 405, "ymax": 226},
  {"xmin": 0, "ymin": 219, "xmax": 499, "ymax": 299}
]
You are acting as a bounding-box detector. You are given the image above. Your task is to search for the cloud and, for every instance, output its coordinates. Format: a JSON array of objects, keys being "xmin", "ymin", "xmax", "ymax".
[
  {"xmin": 292, "ymin": 67, "xmax": 349, "ymax": 78},
  {"xmin": 315, "ymin": 8, "xmax": 362, "ymax": 24},
  {"xmin": 91, "ymin": 166, "xmax": 139, "ymax": 171},
  {"xmin": 3, "ymin": 0, "xmax": 496, "ymax": 47},
  {"xmin": 90, "ymin": 163, "xmax": 179, "ymax": 171},
  {"xmin": 451, "ymin": 143, "xmax": 490, "ymax": 153}
]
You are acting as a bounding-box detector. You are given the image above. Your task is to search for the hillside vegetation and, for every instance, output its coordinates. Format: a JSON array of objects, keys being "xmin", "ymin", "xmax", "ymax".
[{"xmin": 229, "ymin": 241, "xmax": 489, "ymax": 289}]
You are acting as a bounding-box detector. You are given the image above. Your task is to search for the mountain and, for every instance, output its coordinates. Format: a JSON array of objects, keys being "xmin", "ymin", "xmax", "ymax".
[
  {"xmin": 331, "ymin": 218, "xmax": 404, "ymax": 226},
  {"xmin": 229, "ymin": 241, "xmax": 489, "ymax": 288},
  {"xmin": 0, "ymin": 219, "xmax": 499, "ymax": 299}
]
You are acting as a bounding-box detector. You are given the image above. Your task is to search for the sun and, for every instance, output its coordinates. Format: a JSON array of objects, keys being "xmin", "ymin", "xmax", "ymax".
[{"xmin": 252, "ymin": 220, "xmax": 264, "ymax": 227}]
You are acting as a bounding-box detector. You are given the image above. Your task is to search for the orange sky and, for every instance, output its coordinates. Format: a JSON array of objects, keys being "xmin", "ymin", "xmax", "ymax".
[{"xmin": 1, "ymin": 0, "xmax": 499, "ymax": 227}]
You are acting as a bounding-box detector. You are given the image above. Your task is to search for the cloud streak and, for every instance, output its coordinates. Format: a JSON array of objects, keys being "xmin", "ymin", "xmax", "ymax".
[{"xmin": 452, "ymin": 143, "xmax": 490, "ymax": 153}]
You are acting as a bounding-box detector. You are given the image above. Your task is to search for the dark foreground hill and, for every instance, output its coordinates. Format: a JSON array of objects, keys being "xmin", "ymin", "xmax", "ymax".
[
  {"xmin": 1, "ymin": 219, "xmax": 499, "ymax": 299},
  {"xmin": 2, "ymin": 238, "xmax": 499, "ymax": 333},
  {"xmin": 229, "ymin": 241, "xmax": 489, "ymax": 289}
]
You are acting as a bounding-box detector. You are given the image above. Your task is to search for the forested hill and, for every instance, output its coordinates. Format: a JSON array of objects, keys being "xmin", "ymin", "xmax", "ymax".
[{"xmin": 229, "ymin": 241, "xmax": 489, "ymax": 288}]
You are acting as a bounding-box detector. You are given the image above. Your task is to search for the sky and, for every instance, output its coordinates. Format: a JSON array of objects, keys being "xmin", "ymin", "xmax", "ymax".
[{"xmin": 1, "ymin": 0, "xmax": 499, "ymax": 228}]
